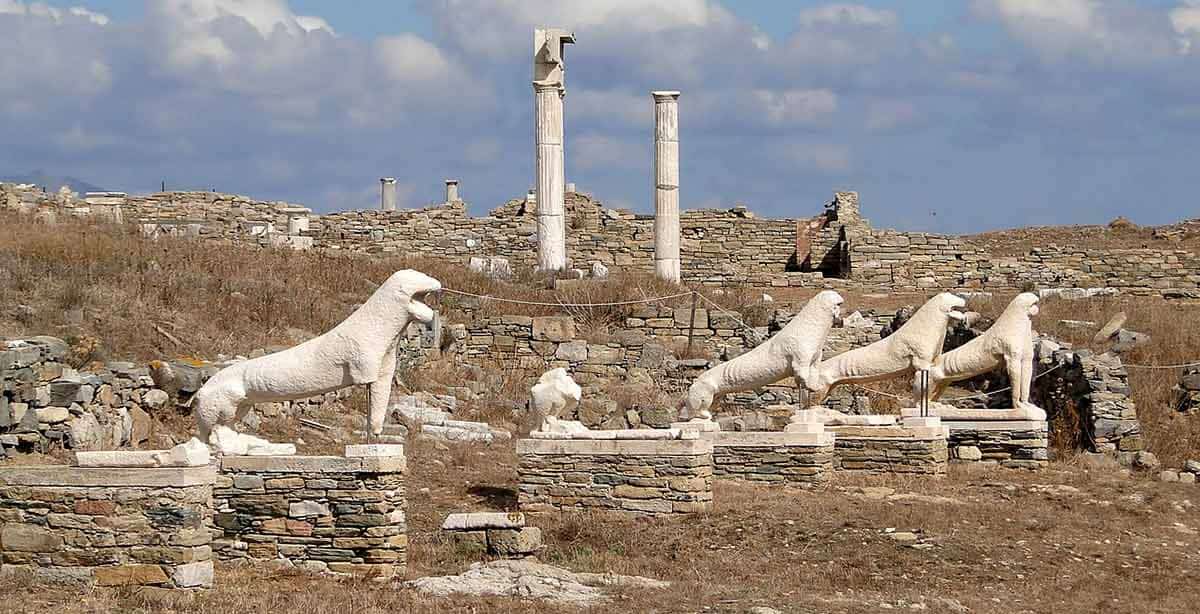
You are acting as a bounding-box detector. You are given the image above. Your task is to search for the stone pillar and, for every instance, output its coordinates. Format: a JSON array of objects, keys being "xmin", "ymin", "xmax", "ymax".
[
  {"xmin": 445, "ymin": 179, "xmax": 459, "ymax": 203},
  {"xmin": 653, "ymin": 91, "xmax": 681, "ymax": 283},
  {"xmin": 534, "ymin": 28, "xmax": 574, "ymax": 271},
  {"xmin": 534, "ymin": 83, "xmax": 566, "ymax": 271},
  {"xmin": 380, "ymin": 178, "xmax": 397, "ymax": 211}
]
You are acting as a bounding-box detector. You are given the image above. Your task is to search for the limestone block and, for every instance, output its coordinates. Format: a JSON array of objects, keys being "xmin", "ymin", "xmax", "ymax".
[
  {"xmin": 532, "ymin": 317, "xmax": 575, "ymax": 342},
  {"xmin": 345, "ymin": 444, "xmax": 405, "ymax": 458},
  {"xmin": 94, "ymin": 564, "xmax": 169, "ymax": 586},
  {"xmin": 489, "ymin": 527, "xmax": 542, "ymax": 556},
  {"xmin": 442, "ymin": 512, "xmax": 526, "ymax": 531},
  {"xmin": 1, "ymin": 524, "xmax": 64, "ymax": 552},
  {"xmin": 555, "ymin": 341, "xmax": 588, "ymax": 362},
  {"xmin": 171, "ymin": 561, "xmax": 213, "ymax": 588},
  {"xmin": 35, "ymin": 406, "xmax": 70, "ymax": 424}
]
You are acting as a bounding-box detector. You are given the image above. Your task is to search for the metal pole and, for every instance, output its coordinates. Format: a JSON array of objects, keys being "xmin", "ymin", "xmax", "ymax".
[{"xmin": 685, "ymin": 290, "xmax": 699, "ymax": 357}]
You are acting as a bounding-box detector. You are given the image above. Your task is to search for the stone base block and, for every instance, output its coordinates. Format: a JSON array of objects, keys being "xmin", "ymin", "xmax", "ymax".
[
  {"xmin": 0, "ymin": 466, "xmax": 216, "ymax": 590},
  {"xmin": 830, "ymin": 427, "xmax": 949, "ymax": 476},
  {"xmin": 710, "ymin": 432, "xmax": 834, "ymax": 485},
  {"xmin": 517, "ymin": 438, "xmax": 713, "ymax": 517},
  {"xmin": 213, "ymin": 453, "xmax": 406, "ymax": 575},
  {"xmin": 944, "ymin": 420, "xmax": 1049, "ymax": 469}
]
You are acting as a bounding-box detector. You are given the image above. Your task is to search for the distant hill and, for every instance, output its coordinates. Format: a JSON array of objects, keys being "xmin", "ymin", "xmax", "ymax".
[{"xmin": 1, "ymin": 170, "xmax": 105, "ymax": 194}]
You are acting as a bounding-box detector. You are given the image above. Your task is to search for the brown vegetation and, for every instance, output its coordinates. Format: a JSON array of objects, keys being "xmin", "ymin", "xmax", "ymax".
[{"xmin": 1, "ymin": 447, "xmax": 1198, "ymax": 613}]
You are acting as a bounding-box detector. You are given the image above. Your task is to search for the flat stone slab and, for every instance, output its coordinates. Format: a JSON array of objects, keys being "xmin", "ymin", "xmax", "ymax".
[
  {"xmin": 517, "ymin": 438, "xmax": 712, "ymax": 456},
  {"xmin": 344, "ymin": 444, "xmax": 405, "ymax": 458},
  {"xmin": 942, "ymin": 420, "xmax": 1049, "ymax": 432},
  {"xmin": 441, "ymin": 512, "xmax": 526, "ymax": 531},
  {"xmin": 901, "ymin": 407, "xmax": 1044, "ymax": 421},
  {"xmin": 710, "ymin": 431, "xmax": 834, "ymax": 447},
  {"xmin": 219, "ymin": 455, "xmax": 406, "ymax": 473},
  {"xmin": 827, "ymin": 425, "xmax": 949, "ymax": 440},
  {"xmin": 0, "ymin": 466, "xmax": 217, "ymax": 487},
  {"xmin": 670, "ymin": 420, "xmax": 720, "ymax": 432},
  {"xmin": 834, "ymin": 415, "xmax": 898, "ymax": 426},
  {"xmin": 528, "ymin": 428, "xmax": 686, "ymax": 441}
]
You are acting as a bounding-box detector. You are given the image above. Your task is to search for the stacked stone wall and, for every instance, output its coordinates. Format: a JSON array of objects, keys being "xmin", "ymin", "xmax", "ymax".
[
  {"xmin": 946, "ymin": 422, "xmax": 1049, "ymax": 469},
  {"xmin": 832, "ymin": 435, "xmax": 949, "ymax": 476},
  {"xmin": 0, "ymin": 466, "xmax": 215, "ymax": 590},
  {"xmin": 516, "ymin": 438, "xmax": 713, "ymax": 516},
  {"xmin": 212, "ymin": 454, "xmax": 407, "ymax": 578},
  {"xmin": 7, "ymin": 181, "xmax": 1199, "ymax": 296},
  {"xmin": 709, "ymin": 433, "xmax": 834, "ymax": 485},
  {"xmin": 1, "ymin": 337, "xmax": 355, "ymax": 456}
]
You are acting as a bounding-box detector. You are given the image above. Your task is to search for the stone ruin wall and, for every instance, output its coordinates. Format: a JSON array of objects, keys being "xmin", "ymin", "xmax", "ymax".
[{"xmin": 5, "ymin": 182, "xmax": 1198, "ymax": 296}]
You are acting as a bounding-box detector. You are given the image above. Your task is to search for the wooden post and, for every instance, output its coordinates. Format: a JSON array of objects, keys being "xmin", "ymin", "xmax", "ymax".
[{"xmin": 685, "ymin": 290, "xmax": 699, "ymax": 357}]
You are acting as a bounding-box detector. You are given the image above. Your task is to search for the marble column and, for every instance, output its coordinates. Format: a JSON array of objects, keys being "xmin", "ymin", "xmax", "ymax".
[
  {"xmin": 380, "ymin": 177, "xmax": 396, "ymax": 211},
  {"xmin": 445, "ymin": 179, "xmax": 459, "ymax": 203},
  {"xmin": 653, "ymin": 91, "xmax": 681, "ymax": 283},
  {"xmin": 535, "ymin": 82, "xmax": 566, "ymax": 270}
]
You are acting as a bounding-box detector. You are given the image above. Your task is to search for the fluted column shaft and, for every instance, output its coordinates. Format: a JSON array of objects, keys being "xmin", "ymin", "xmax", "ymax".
[
  {"xmin": 535, "ymin": 83, "xmax": 567, "ymax": 270},
  {"xmin": 653, "ymin": 91, "xmax": 681, "ymax": 283}
]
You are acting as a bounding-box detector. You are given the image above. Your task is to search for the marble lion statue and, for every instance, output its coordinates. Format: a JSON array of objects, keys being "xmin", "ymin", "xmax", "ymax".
[
  {"xmin": 682, "ymin": 290, "xmax": 844, "ymax": 420},
  {"xmin": 193, "ymin": 270, "xmax": 442, "ymax": 451},
  {"xmin": 809, "ymin": 292, "xmax": 966, "ymax": 405},
  {"xmin": 926, "ymin": 292, "xmax": 1043, "ymax": 419},
  {"xmin": 530, "ymin": 367, "xmax": 584, "ymax": 433}
]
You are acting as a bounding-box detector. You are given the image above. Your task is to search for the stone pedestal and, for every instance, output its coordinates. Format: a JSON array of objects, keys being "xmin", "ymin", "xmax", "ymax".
[
  {"xmin": 709, "ymin": 431, "xmax": 834, "ymax": 486},
  {"xmin": 212, "ymin": 449, "xmax": 407, "ymax": 578},
  {"xmin": 517, "ymin": 438, "xmax": 712, "ymax": 516},
  {"xmin": 0, "ymin": 466, "xmax": 217, "ymax": 590},
  {"xmin": 900, "ymin": 409, "xmax": 1049, "ymax": 469},
  {"xmin": 653, "ymin": 90, "xmax": 681, "ymax": 283},
  {"xmin": 828, "ymin": 422, "xmax": 949, "ymax": 476}
]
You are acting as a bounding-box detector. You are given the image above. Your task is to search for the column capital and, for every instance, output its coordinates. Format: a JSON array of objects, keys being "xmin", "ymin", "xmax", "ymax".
[
  {"xmin": 651, "ymin": 90, "xmax": 681, "ymax": 102},
  {"xmin": 533, "ymin": 81, "xmax": 562, "ymax": 93}
]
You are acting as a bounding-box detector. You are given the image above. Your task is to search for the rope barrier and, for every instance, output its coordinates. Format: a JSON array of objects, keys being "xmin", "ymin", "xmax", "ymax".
[
  {"xmin": 695, "ymin": 293, "xmax": 767, "ymax": 344},
  {"xmin": 439, "ymin": 287, "xmax": 692, "ymax": 308},
  {"xmin": 1123, "ymin": 360, "xmax": 1200, "ymax": 370},
  {"xmin": 439, "ymin": 286, "xmax": 1200, "ymax": 373}
]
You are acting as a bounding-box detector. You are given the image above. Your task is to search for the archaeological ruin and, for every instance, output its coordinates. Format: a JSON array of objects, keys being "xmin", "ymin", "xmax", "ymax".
[{"xmin": 2, "ymin": 21, "xmax": 1200, "ymax": 611}]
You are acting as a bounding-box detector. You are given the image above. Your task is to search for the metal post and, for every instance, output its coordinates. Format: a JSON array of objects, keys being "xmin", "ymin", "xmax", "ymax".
[
  {"xmin": 920, "ymin": 370, "xmax": 930, "ymax": 417},
  {"xmin": 685, "ymin": 290, "xmax": 699, "ymax": 357}
]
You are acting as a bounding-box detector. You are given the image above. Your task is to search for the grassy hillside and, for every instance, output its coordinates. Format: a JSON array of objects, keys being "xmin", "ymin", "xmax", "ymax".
[{"xmin": 2, "ymin": 212, "xmax": 1198, "ymax": 465}]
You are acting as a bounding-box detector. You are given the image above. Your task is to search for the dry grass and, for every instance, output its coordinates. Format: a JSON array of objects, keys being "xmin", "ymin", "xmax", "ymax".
[
  {"xmin": 0, "ymin": 213, "xmax": 757, "ymax": 362},
  {"xmin": 961, "ymin": 220, "xmax": 1200, "ymax": 256},
  {"xmin": 2, "ymin": 447, "xmax": 1198, "ymax": 613}
]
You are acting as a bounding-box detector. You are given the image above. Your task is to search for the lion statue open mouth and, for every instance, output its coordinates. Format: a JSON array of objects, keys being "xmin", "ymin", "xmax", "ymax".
[{"xmin": 192, "ymin": 269, "xmax": 441, "ymax": 453}]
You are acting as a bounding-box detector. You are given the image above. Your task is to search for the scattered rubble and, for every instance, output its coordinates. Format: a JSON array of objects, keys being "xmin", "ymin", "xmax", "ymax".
[{"xmin": 406, "ymin": 560, "xmax": 669, "ymax": 605}]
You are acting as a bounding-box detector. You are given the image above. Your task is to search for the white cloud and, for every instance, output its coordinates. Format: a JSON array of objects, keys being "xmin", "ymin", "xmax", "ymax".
[
  {"xmin": 374, "ymin": 34, "xmax": 453, "ymax": 82},
  {"xmin": 972, "ymin": 0, "xmax": 1176, "ymax": 61},
  {"xmin": 570, "ymin": 89, "xmax": 651, "ymax": 126},
  {"xmin": 753, "ymin": 89, "xmax": 838, "ymax": 125},
  {"xmin": 796, "ymin": 4, "xmax": 897, "ymax": 28},
  {"xmin": 1171, "ymin": 1, "xmax": 1200, "ymax": 53},
  {"xmin": 865, "ymin": 99, "xmax": 917, "ymax": 132},
  {"xmin": 778, "ymin": 142, "xmax": 852, "ymax": 172},
  {"xmin": 295, "ymin": 15, "xmax": 332, "ymax": 34},
  {"xmin": 573, "ymin": 134, "xmax": 644, "ymax": 170},
  {"xmin": 982, "ymin": 0, "xmax": 1097, "ymax": 32},
  {"xmin": 0, "ymin": 1, "xmax": 108, "ymax": 24}
]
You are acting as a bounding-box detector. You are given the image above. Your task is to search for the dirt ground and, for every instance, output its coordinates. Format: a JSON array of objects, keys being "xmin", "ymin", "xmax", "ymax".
[{"xmin": 3, "ymin": 439, "xmax": 1198, "ymax": 614}]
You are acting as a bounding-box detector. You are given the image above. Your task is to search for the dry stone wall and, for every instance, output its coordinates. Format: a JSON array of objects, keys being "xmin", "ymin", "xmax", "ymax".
[
  {"xmin": 1, "ymin": 337, "xmax": 356, "ymax": 457},
  {"xmin": 6, "ymin": 181, "xmax": 1199, "ymax": 296},
  {"xmin": 212, "ymin": 453, "xmax": 407, "ymax": 578},
  {"xmin": 0, "ymin": 466, "xmax": 216, "ymax": 590},
  {"xmin": 516, "ymin": 438, "xmax": 713, "ymax": 517}
]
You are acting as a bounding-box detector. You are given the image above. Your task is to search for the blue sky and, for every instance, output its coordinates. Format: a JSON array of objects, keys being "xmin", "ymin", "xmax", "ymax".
[{"xmin": 2, "ymin": 1, "xmax": 1199, "ymax": 233}]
